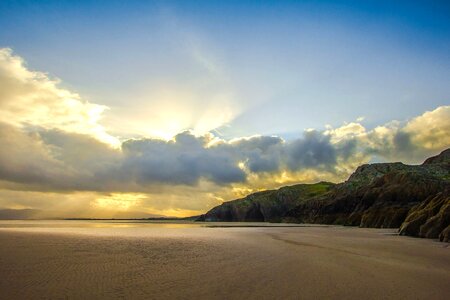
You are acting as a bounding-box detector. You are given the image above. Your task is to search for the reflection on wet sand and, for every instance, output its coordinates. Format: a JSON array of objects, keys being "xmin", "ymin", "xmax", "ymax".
[{"xmin": 0, "ymin": 221, "xmax": 449, "ymax": 299}]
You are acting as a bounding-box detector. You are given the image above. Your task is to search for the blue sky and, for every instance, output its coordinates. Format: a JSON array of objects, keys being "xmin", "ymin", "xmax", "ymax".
[
  {"xmin": 1, "ymin": 0, "xmax": 449, "ymax": 139},
  {"xmin": 0, "ymin": 0, "xmax": 449, "ymax": 216}
]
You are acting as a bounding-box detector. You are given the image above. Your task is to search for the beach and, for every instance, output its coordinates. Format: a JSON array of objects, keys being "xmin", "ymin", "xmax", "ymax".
[{"xmin": 0, "ymin": 221, "xmax": 449, "ymax": 299}]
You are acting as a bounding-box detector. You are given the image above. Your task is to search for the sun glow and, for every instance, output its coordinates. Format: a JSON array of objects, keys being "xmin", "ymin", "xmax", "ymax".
[
  {"xmin": 92, "ymin": 193, "xmax": 147, "ymax": 211},
  {"xmin": 106, "ymin": 83, "xmax": 238, "ymax": 141}
]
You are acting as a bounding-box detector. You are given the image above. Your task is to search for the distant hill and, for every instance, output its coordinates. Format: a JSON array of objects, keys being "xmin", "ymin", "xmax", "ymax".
[
  {"xmin": 0, "ymin": 209, "xmax": 169, "ymax": 220},
  {"xmin": 0, "ymin": 209, "xmax": 42, "ymax": 219},
  {"xmin": 198, "ymin": 149, "xmax": 450, "ymax": 242}
]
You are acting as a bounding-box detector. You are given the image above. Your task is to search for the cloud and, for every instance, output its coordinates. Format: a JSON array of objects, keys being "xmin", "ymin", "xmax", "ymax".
[
  {"xmin": 0, "ymin": 122, "xmax": 348, "ymax": 192},
  {"xmin": 0, "ymin": 122, "xmax": 67, "ymax": 187},
  {"xmin": 121, "ymin": 131, "xmax": 247, "ymax": 186},
  {"xmin": 0, "ymin": 122, "xmax": 123, "ymax": 192},
  {"xmin": 1, "ymin": 105, "xmax": 449, "ymax": 194},
  {"xmin": 0, "ymin": 48, "xmax": 449, "ymax": 217},
  {"xmin": 229, "ymin": 135, "xmax": 283, "ymax": 173},
  {"xmin": 361, "ymin": 106, "xmax": 450, "ymax": 163},
  {"xmin": 404, "ymin": 106, "xmax": 450, "ymax": 151},
  {"xmin": 0, "ymin": 48, "xmax": 118, "ymax": 146},
  {"xmin": 285, "ymin": 130, "xmax": 337, "ymax": 170}
]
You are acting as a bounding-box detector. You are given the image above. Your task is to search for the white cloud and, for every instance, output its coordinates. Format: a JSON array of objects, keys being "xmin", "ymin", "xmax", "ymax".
[
  {"xmin": 404, "ymin": 106, "xmax": 450, "ymax": 150},
  {"xmin": 0, "ymin": 48, "xmax": 449, "ymax": 216},
  {"xmin": 0, "ymin": 48, "xmax": 118, "ymax": 146}
]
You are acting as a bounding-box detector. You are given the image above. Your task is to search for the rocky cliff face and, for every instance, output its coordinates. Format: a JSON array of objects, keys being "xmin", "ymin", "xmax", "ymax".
[
  {"xmin": 423, "ymin": 148, "xmax": 450, "ymax": 165},
  {"xmin": 285, "ymin": 166, "xmax": 448, "ymax": 226},
  {"xmin": 399, "ymin": 190, "xmax": 449, "ymax": 241},
  {"xmin": 197, "ymin": 182, "xmax": 335, "ymax": 222},
  {"xmin": 199, "ymin": 149, "xmax": 450, "ymax": 241},
  {"xmin": 287, "ymin": 149, "xmax": 450, "ymax": 241}
]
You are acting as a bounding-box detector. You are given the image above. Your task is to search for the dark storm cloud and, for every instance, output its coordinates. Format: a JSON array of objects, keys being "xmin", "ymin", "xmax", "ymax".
[
  {"xmin": 0, "ymin": 122, "xmax": 64, "ymax": 186},
  {"xmin": 122, "ymin": 131, "xmax": 246, "ymax": 185},
  {"xmin": 0, "ymin": 124, "xmax": 351, "ymax": 192},
  {"xmin": 0, "ymin": 123, "xmax": 122, "ymax": 191},
  {"xmin": 285, "ymin": 131, "xmax": 337, "ymax": 171},
  {"xmin": 365, "ymin": 128, "xmax": 427, "ymax": 163},
  {"xmin": 230, "ymin": 135, "xmax": 283, "ymax": 173},
  {"xmin": 2, "ymin": 104, "xmax": 449, "ymax": 193}
]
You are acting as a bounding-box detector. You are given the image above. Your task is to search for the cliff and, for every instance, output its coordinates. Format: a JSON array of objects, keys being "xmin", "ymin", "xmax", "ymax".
[
  {"xmin": 198, "ymin": 149, "xmax": 450, "ymax": 241},
  {"xmin": 197, "ymin": 182, "xmax": 335, "ymax": 222}
]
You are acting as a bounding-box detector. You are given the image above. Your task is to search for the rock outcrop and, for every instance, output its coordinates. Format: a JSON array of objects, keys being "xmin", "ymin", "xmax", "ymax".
[
  {"xmin": 285, "ymin": 166, "xmax": 447, "ymax": 226},
  {"xmin": 399, "ymin": 190, "xmax": 450, "ymax": 241},
  {"xmin": 197, "ymin": 182, "xmax": 335, "ymax": 222},
  {"xmin": 199, "ymin": 149, "xmax": 450, "ymax": 241}
]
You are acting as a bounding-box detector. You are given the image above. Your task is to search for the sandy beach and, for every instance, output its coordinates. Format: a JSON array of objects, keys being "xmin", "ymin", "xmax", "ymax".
[{"xmin": 0, "ymin": 221, "xmax": 449, "ymax": 299}]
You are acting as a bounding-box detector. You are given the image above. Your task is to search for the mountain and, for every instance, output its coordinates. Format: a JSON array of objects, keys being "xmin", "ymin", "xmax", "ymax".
[{"xmin": 198, "ymin": 149, "xmax": 450, "ymax": 242}]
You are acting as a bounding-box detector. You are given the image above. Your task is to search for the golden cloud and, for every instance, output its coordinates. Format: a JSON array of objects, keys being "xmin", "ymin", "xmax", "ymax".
[
  {"xmin": 404, "ymin": 106, "xmax": 450, "ymax": 150},
  {"xmin": 0, "ymin": 48, "xmax": 118, "ymax": 146},
  {"xmin": 0, "ymin": 48, "xmax": 448, "ymax": 217}
]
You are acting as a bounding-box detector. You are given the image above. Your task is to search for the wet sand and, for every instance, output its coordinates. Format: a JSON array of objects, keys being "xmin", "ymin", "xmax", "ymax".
[{"xmin": 0, "ymin": 222, "xmax": 449, "ymax": 299}]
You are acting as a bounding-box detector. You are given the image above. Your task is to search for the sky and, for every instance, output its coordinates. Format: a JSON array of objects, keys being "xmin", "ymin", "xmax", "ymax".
[{"xmin": 0, "ymin": 0, "xmax": 449, "ymax": 218}]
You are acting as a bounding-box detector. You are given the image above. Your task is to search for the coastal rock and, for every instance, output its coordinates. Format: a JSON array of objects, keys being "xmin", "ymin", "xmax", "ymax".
[
  {"xmin": 399, "ymin": 191, "xmax": 450, "ymax": 239},
  {"xmin": 422, "ymin": 148, "xmax": 450, "ymax": 165},
  {"xmin": 197, "ymin": 182, "xmax": 335, "ymax": 222},
  {"xmin": 440, "ymin": 225, "xmax": 450, "ymax": 242},
  {"xmin": 285, "ymin": 168, "xmax": 447, "ymax": 228},
  {"xmin": 199, "ymin": 148, "xmax": 450, "ymax": 241}
]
